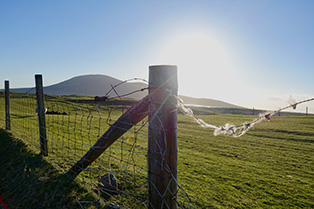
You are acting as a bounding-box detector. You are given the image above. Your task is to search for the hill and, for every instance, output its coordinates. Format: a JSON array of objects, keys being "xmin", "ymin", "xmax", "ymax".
[
  {"xmin": 9, "ymin": 74, "xmax": 241, "ymax": 108},
  {"xmin": 11, "ymin": 74, "xmax": 148, "ymax": 100},
  {"xmin": 178, "ymin": 95, "xmax": 243, "ymax": 108}
]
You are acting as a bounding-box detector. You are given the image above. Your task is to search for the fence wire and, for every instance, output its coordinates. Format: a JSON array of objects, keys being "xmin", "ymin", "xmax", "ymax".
[
  {"xmin": 0, "ymin": 91, "xmax": 4, "ymax": 127},
  {"xmin": 0, "ymin": 80, "xmax": 195, "ymax": 209},
  {"xmin": 177, "ymin": 95, "xmax": 314, "ymax": 137},
  {"xmin": 2, "ymin": 80, "xmax": 314, "ymax": 208}
]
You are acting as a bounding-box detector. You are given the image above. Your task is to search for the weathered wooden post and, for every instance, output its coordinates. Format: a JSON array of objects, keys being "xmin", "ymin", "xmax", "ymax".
[
  {"xmin": 148, "ymin": 65, "xmax": 178, "ymax": 209},
  {"xmin": 35, "ymin": 74, "xmax": 48, "ymax": 156},
  {"xmin": 5, "ymin": 80, "xmax": 10, "ymax": 130}
]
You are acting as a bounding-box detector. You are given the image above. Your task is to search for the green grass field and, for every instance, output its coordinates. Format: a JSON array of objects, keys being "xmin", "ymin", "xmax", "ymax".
[
  {"xmin": 0, "ymin": 92, "xmax": 314, "ymax": 208},
  {"xmin": 178, "ymin": 114, "xmax": 314, "ymax": 208}
]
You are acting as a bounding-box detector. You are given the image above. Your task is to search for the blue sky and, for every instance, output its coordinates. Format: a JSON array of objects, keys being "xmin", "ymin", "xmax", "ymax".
[{"xmin": 1, "ymin": 0, "xmax": 314, "ymax": 111}]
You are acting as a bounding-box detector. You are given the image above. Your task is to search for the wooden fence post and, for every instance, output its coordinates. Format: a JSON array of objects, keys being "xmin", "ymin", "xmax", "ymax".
[
  {"xmin": 35, "ymin": 74, "xmax": 48, "ymax": 156},
  {"xmin": 148, "ymin": 65, "xmax": 178, "ymax": 209},
  {"xmin": 5, "ymin": 80, "xmax": 10, "ymax": 130}
]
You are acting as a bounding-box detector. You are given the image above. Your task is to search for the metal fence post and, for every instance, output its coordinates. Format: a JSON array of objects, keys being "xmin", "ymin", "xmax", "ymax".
[
  {"xmin": 148, "ymin": 65, "xmax": 178, "ymax": 209},
  {"xmin": 5, "ymin": 80, "xmax": 10, "ymax": 130},
  {"xmin": 35, "ymin": 74, "xmax": 48, "ymax": 156}
]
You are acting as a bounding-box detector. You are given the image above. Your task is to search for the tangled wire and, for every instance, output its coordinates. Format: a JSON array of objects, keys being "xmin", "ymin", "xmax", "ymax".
[{"xmin": 177, "ymin": 96, "xmax": 314, "ymax": 137}]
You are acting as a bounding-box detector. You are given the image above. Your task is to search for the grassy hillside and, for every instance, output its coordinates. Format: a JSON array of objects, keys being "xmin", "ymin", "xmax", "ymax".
[{"xmin": 0, "ymin": 92, "xmax": 314, "ymax": 208}]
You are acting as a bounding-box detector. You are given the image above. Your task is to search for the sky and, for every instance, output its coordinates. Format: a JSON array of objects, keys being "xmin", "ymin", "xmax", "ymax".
[{"xmin": 1, "ymin": 0, "xmax": 314, "ymax": 112}]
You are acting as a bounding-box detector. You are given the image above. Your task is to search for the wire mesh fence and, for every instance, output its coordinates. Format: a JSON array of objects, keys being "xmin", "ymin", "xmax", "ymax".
[
  {"xmin": 0, "ymin": 69, "xmax": 195, "ymax": 208},
  {"xmin": 7, "ymin": 91, "xmax": 40, "ymax": 150},
  {"xmin": 3, "ymin": 67, "xmax": 313, "ymax": 208},
  {"xmin": 0, "ymin": 91, "xmax": 4, "ymax": 127}
]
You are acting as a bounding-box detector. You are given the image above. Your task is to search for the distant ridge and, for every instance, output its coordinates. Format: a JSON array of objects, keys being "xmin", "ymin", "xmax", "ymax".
[
  {"xmin": 11, "ymin": 74, "xmax": 148, "ymax": 100},
  {"xmin": 179, "ymin": 95, "xmax": 243, "ymax": 109},
  {"xmin": 9, "ymin": 74, "xmax": 241, "ymax": 108},
  {"xmin": 44, "ymin": 74, "xmax": 148, "ymax": 99}
]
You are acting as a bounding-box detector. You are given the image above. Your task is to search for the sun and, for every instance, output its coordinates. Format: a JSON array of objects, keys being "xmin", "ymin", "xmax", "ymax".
[
  {"xmin": 158, "ymin": 32, "xmax": 228, "ymax": 69},
  {"xmin": 155, "ymin": 31, "xmax": 235, "ymax": 98}
]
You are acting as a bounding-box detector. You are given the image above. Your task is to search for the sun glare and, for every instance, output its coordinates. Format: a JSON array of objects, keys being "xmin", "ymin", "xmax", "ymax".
[
  {"xmin": 158, "ymin": 33, "xmax": 228, "ymax": 68},
  {"xmin": 156, "ymin": 32, "xmax": 236, "ymax": 99}
]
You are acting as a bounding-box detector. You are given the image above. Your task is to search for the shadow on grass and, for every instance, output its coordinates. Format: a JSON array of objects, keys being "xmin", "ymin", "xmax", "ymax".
[
  {"xmin": 10, "ymin": 114, "xmax": 35, "ymax": 119},
  {"xmin": 0, "ymin": 128, "xmax": 100, "ymax": 209}
]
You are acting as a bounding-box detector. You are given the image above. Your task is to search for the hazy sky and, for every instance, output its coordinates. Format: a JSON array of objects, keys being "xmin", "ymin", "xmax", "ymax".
[{"xmin": 1, "ymin": 1, "xmax": 314, "ymax": 111}]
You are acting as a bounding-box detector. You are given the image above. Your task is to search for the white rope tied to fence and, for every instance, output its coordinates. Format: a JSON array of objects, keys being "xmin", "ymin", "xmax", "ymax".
[
  {"xmin": 177, "ymin": 95, "xmax": 314, "ymax": 137},
  {"xmin": 4, "ymin": 72, "xmax": 313, "ymax": 208},
  {"xmin": 176, "ymin": 96, "xmax": 218, "ymax": 129}
]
